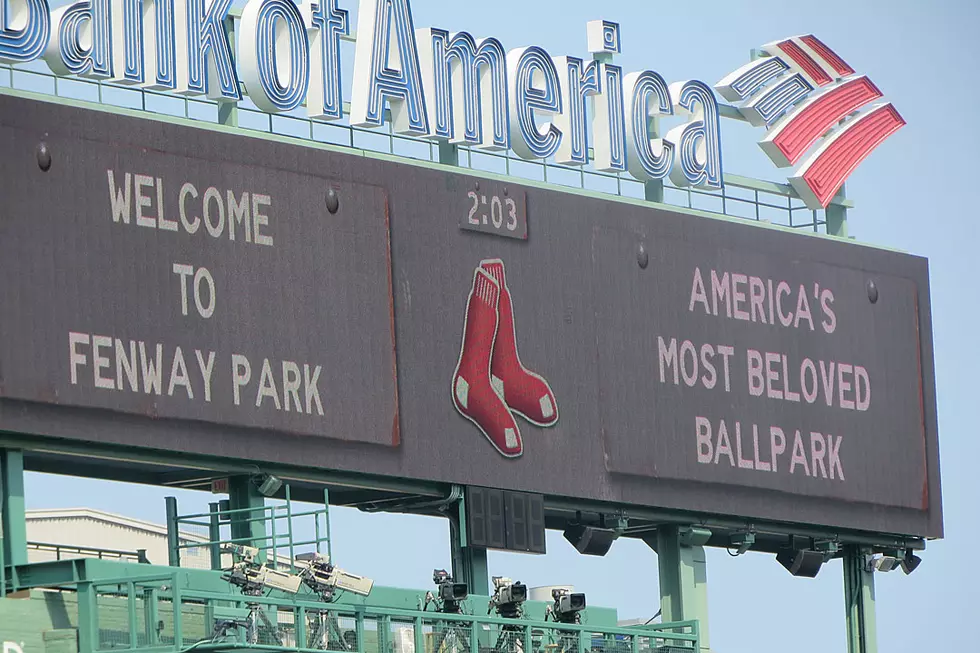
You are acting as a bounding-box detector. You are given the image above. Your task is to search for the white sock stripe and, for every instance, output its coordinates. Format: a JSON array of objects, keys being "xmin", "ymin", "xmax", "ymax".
[
  {"xmin": 455, "ymin": 376, "xmax": 470, "ymax": 409},
  {"xmin": 475, "ymin": 276, "xmax": 486, "ymax": 303},
  {"xmin": 485, "ymin": 264, "xmax": 503, "ymax": 285},
  {"xmin": 539, "ymin": 394, "xmax": 554, "ymax": 419},
  {"xmin": 474, "ymin": 274, "xmax": 498, "ymax": 307}
]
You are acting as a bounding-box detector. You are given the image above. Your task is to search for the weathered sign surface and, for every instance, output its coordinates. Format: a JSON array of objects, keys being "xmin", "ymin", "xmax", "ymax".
[{"xmin": 0, "ymin": 94, "xmax": 942, "ymax": 538}]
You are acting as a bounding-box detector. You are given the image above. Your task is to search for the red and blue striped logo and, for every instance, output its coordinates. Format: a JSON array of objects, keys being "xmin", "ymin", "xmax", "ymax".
[{"xmin": 717, "ymin": 35, "xmax": 904, "ymax": 209}]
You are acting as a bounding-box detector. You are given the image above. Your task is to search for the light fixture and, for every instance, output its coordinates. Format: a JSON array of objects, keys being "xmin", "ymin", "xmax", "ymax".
[
  {"xmin": 865, "ymin": 553, "xmax": 901, "ymax": 573},
  {"xmin": 729, "ymin": 531, "xmax": 755, "ymax": 556},
  {"xmin": 254, "ymin": 473, "xmax": 283, "ymax": 497},
  {"xmin": 814, "ymin": 539, "xmax": 840, "ymax": 562}
]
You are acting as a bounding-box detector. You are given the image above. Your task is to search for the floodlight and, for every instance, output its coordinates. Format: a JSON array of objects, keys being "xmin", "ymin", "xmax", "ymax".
[
  {"xmin": 255, "ymin": 473, "xmax": 283, "ymax": 497},
  {"xmin": 866, "ymin": 554, "xmax": 901, "ymax": 573},
  {"xmin": 776, "ymin": 548, "xmax": 824, "ymax": 578},
  {"xmin": 901, "ymin": 550, "xmax": 922, "ymax": 575},
  {"xmin": 729, "ymin": 532, "xmax": 755, "ymax": 556}
]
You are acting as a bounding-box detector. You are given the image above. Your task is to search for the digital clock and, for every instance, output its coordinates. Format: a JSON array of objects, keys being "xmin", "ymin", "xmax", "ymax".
[{"xmin": 458, "ymin": 181, "xmax": 528, "ymax": 240}]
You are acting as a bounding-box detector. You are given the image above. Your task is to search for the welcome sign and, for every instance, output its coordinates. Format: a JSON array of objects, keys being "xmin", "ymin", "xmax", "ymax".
[{"xmin": 0, "ymin": 0, "xmax": 902, "ymax": 209}]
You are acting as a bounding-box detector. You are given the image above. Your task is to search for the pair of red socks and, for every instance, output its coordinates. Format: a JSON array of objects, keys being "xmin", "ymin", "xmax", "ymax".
[{"xmin": 451, "ymin": 260, "xmax": 558, "ymax": 457}]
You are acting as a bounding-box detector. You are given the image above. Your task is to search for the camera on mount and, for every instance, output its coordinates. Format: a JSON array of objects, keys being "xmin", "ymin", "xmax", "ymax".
[
  {"xmin": 549, "ymin": 588, "xmax": 586, "ymax": 624},
  {"xmin": 430, "ymin": 569, "xmax": 469, "ymax": 613},
  {"xmin": 489, "ymin": 577, "xmax": 527, "ymax": 619}
]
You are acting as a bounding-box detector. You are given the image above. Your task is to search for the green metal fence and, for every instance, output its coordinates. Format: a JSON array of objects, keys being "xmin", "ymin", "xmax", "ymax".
[
  {"xmin": 84, "ymin": 572, "xmax": 698, "ymax": 653},
  {"xmin": 0, "ymin": 55, "xmax": 844, "ymax": 234},
  {"xmin": 166, "ymin": 487, "xmax": 332, "ymax": 572}
]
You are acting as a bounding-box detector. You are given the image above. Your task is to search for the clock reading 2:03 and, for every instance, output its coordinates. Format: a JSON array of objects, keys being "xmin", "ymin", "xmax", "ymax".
[{"xmin": 458, "ymin": 182, "xmax": 528, "ymax": 240}]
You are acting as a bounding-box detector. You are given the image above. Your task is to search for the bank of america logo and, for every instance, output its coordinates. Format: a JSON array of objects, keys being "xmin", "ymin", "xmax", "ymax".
[{"xmin": 716, "ymin": 35, "xmax": 904, "ymax": 209}]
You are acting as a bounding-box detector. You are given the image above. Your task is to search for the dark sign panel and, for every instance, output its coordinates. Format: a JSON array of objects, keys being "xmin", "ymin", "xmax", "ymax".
[{"xmin": 0, "ymin": 95, "xmax": 942, "ymax": 538}]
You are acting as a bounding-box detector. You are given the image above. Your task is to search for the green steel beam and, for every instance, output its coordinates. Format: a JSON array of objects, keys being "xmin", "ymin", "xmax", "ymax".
[
  {"xmin": 208, "ymin": 503, "xmax": 222, "ymax": 571},
  {"xmin": 646, "ymin": 526, "xmax": 711, "ymax": 653},
  {"xmin": 844, "ymin": 546, "xmax": 877, "ymax": 653},
  {"xmin": 1, "ymin": 449, "xmax": 28, "ymax": 578},
  {"xmin": 644, "ymin": 116, "xmax": 665, "ymax": 203},
  {"xmin": 76, "ymin": 580, "xmax": 98, "ymax": 653},
  {"xmin": 826, "ymin": 183, "xmax": 849, "ymax": 237},
  {"xmin": 1, "ymin": 429, "xmax": 447, "ymax": 498},
  {"xmin": 438, "ymin": 141, "xmax": 459, "ymax": 166},
  {"xmin": 227, "ymin": 476, "xmax": 267, "ymax": 557},
  {"xmin": 165, "ymin": 497, "xmax": 180, "ymax": 567},
  {"xmin": 218, "ymin": 16, "xmax": 239, "ymax": 129}
]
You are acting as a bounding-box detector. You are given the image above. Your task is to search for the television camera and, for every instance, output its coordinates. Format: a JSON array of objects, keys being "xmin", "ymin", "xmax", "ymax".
[
  {"xmin": 221, "ymin": 544, "xmax": 302, "ymax": 596},
  {"xmin": 295, "ymin": 552, "xmax": 375, "ymax": 602},
  {"xmin": 489, "ymin": 576, "xmax": 527, "ymax": 619},
  {"xmin": 547, "ymin": 588, "xmax": 586, "ymax": 624},
  {"xmin": 424, "ymin": 569, "xmax": 469, "ymax": 614}
]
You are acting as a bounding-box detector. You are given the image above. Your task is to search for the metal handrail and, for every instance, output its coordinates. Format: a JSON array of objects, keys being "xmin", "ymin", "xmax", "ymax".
[
  {"xmin": 84, "ymin": 570, "xmax": 700, "ymax": 653},
  {"xmin": 27, "ymin": 540, "xmax": 149, "ymax": 563},
  {"xmin": 0, "ymin": 58, "xmax": 838, "ymax": 234}
]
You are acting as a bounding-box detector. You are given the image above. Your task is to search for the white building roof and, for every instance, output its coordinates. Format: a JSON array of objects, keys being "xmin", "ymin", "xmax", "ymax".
[{"xmin": 26, "ymin": 507, "xmax": 210, "ymax": 542}]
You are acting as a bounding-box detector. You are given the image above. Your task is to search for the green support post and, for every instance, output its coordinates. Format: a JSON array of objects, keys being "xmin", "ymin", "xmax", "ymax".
[
  {"xmin": 1, "ymin": 449, "xmax": 28, "ymax": 594},
  {"xmin": 144, "ymin": 587, "xmax": 161, "ymax": 647},
  {"xmin": 208, "ymin": 502, "xmax": 222, "ymax": 570},
  {"xmin": 460, "ymin": 545, "xmax": 489, "ymax": 596},
  {"xmin": 165, "ymin": 496, "xmax": 180, "ymax": 567},
  {"xmin": 844, "ymin": 546, "xmax": 877, "ymax": 653},
  {"xmin": 323, "ymin": 487, "xmax": 332, "ymax": 559},
  {"xmin": 228, "ymin": 475, "xmax": 267, "ymax": 555},
  {"xmin": 643, "ymin": 116, "xmax": 664, "ymax": 203},
  {"xmin": 645, "ymin": 526, "xmax": 711, "ymax": 653},
  {"xmin": 826, "ymin": 183, "xmax": 848, "ymax": 237},
  {"xmin": 218, "ymin": 16, "xmax": 239, "ymax": 128},
  {"xmin": 76, "ymin": 581, "xmax": 98, "ymax": 653},
  {"xmin": 438, "ymin": 141, "xmax": 459, "ymax": 166}
]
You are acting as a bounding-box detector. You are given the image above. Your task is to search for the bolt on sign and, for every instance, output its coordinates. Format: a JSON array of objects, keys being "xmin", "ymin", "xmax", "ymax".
[{"xmin": 0, "ymin": 93, "xmax": 941, "ymax": 539}]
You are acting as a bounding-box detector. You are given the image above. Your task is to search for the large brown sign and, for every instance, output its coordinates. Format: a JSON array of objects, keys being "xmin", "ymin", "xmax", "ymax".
[{"xmin": 0, "ymin": 94, "xmax": 942, "ymax": 538}]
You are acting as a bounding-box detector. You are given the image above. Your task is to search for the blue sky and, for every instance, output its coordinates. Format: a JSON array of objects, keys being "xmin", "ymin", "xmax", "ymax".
[{"xmin": 20, "ymin": 0, "xmax": 980, "ymax": 651}]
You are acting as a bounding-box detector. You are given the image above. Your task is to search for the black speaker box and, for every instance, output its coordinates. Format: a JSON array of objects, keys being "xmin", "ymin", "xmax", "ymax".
[
  {"xmin": 776, "ymin": 548, "xmax": 824, "ymax": 578},
  {"xmin": 563, "ymin": 524, "xmax": 617, "ymax": 556}
]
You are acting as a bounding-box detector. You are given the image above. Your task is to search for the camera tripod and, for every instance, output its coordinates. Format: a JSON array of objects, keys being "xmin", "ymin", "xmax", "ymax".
[
  {"xmin": 211, "ymin": 602, "xmax": 284, "ymax": 646},
  {"xmin": 306, "ymin": 610, "xmax": 357, "ymax": 651},
  {"xmin": 491, "ymin": 623, "xmax": 527, "ymax": 653},
  {"xmin": 431, "ymin": 620, "xmax": 472, "ymax": 653}
]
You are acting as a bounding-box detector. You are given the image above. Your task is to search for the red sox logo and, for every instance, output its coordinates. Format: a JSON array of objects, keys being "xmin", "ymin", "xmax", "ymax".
[{"xmin": 451, "ymin": 260, "xmax": 558, "ymax": 458}]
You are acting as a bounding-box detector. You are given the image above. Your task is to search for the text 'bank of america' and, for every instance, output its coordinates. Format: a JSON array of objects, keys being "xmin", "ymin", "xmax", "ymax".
[{"xmin": 1, "ymin": 0, "xmax": 903, "ymax": 209}]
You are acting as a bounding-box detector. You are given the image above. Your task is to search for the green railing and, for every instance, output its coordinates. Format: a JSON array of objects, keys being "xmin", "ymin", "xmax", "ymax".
[
  {"xmin": 27, "ymin": 541, "xmax": 150, "ymax": 564},
  {"xmin": 0, "ymin": 53, "xmax": 844, "ymax": 234},
  {"xmin": 85, "ymin": 572, "xmax": 699, "ymax": 653},
  {"xmin": 166, "ymin": 487, "xmax": 332, "ymax": 572}
]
